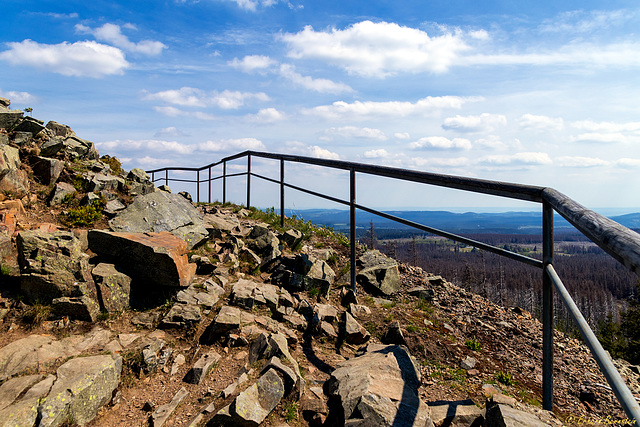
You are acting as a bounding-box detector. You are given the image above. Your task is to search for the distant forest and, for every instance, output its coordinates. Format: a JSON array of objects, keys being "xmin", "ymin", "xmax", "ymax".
[{"xmin": 362, "ymin": 228, "xmax": 639, "ymax": 336}]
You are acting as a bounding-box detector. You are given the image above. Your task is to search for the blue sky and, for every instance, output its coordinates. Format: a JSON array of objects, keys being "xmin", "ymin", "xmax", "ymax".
[{"xmin": 2, "ymin": 0, "xmax": 640, "ymax": 211}]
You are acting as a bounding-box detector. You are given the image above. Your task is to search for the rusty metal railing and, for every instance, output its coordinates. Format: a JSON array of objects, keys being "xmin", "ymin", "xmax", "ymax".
[{"xmin": 147, "ymin": 150, "xmax": 640, "ymax": 423}]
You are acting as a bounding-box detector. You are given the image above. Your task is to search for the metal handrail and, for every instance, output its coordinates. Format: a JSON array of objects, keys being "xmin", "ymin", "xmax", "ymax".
[{"xmin": 148, "ymin": 150, "xmax": 640, "ymax": 423}]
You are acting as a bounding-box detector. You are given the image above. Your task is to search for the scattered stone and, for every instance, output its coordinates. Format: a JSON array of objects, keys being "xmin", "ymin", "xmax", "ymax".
[
  {"xmin": 343, "ymin": 311, "xmax": 371, "ymax": 345},
  {"xmin": 428, "ymin": 399, "xmax": 484, "ymax": 427},
  {"xmin": 151, "ymin": 387, "xmax": 189, "ymax": 427},
  {"xmin": 184, "ymin": 351, "xmax": 221, "ymax": 384},
  {"xmin": 31, "ymin": 156, "xmax": 64, "ymax": 185},
  {"xmin": 485, "ymin": 403, "xmax": 548, "ymax": 427},
  {"xmin": 47, "ymin": 181, "xmax": 76, "ymax": 206},
  {"xmin": 171, "ymin": 354, "xmax": 186, "ymax": 376},
  {"xmin": 408, "ymin": 286, "xmax": 435, "ymax": 301},
  {"xmin": 460, "ymin": 356, "xmax": 477, "ymax": 370},
  {"xmin": 160, "ymin": 303, "xmax": 202, "ymax": 328},
  {"xmin": 382, "ymin": 321, "xmax": 405, "ymax": 345},
  {"xmin": 348, "ymin": 303, "xmax": 371, "ymax": 318},
  {"xmin": 261, "ymin": 356, "xmax": 299, "ymax": 395},
  {"xmin": 356, "ymin": 250, "xmax": 401, "ymax": 296},
  {"xmin": 91, "ymin": 262, "xmax": 132, "ymax": 313},
  {"xmin": 52, "ymin": 295, "xmax": 100, "ymax": 322},
  {"xmin": 281, "ymin": 229, "xmax": 303, "ymax": 248}
]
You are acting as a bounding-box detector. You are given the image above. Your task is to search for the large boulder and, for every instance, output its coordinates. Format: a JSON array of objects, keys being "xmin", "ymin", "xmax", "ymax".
[
  {"xmin": 40, "ymin": 135, "xmax": 99, "ymax": 161},
  {"xmin": 91, "ymin": 263, "xmax": 132, "ymax": 313},
  {"xmin": 38, "ymin": 354, "xmax": 122, "ymax": 427},
  {"xmin": 356, "ymin": 250, "xmax": 401, "ymax": 296},
  {"xmin": 327, "ymin": 344, "xmax": 432, "ymax": 426},
  {"xmin": 87, "ymin": 230, "xmax": 196, "ymax": 289},
  {"xmin": 45, "ymin": 120, "xmax": 76, "ymax": 138},
  {"xmin": 0, "ymin": 102, "xmax": 23, "ymax": 130},
  {"xmin": 127, "ymin": 168, "xmax": 156, "ymax": 196},
  {"xmin": 17, "ymin": 230, "xmax": 94, "ymax": 303},
  {"xmin": 0, "ymin": 144, "xmax": 29, "ymax": 197},
  {"xmin": 31, "ymin": 156, "xmax": 64, "ymax": 185},
  {"xmin": 273, "ymin": 254, "xmax": 336, "ymax": 297},
  {"xmin": 13, "ymin": 116, "xmax": 45, "ymax": 135},
  {"xmin": 108, "ymin": 191, "xmax": 209, "ymax": 249}
]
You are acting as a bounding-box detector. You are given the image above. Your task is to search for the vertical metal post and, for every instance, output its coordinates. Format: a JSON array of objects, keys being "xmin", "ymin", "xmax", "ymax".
[
  {"xmin": 542, "ymin": 202, "xmax": 554, "ymax": 411},
  {"xmin": 223, "ymin": 161, "xmax": 227, "ymax": 204},
  {"xmin": 246, "ymin": 154, "xmax": 251, "ymax": 208},
  {"xmin": 208, "ymin": 166, "xmax": 212, "ymax": 203},
  {"xmin": 350, "ymin": 168, "xmax": 356, "ymax": 292},
  {"xmin": 196, "ymin": 170, "xmax": 200, "ymax": 203},
  {"xmin": 151, "ymin": 172, "xmax": 155, "ymax": 183},
  {"xmin": 280, "ymin": 159, "xmax": 285, "ymax": 228},
  {"xmin": 165, "ymin": 170, "xmax": 168, "ymax": 186}
]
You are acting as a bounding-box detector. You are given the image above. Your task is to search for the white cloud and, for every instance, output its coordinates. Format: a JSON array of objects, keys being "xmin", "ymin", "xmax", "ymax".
[
  {"xmin": 478, "ymin": 152, "xmax": 552, "ymax": 166},
  {"xmin": 134, "ymin": 156, "xmax": 176, "ymax": 167},
  {"xmin": 211, "ymin": 90, "xmax": 270, "ymax": 109},
  {"xmin": 152, "ymin": 105, "xmax": 216, "ymax": 120},
  {"xmin": 144, "ymin": 87, "xmax": 269, "ymax": 110},
  {"xmin": 519, "ymin": 114, "xmax": 564, "ymax": 131},
  {"xmin": 154, "ymin": 127, "xmax": 189, "ymax": 138},
  {"xmin": 228, "ymin": 55, "xmax": 276, "ymax": 73},
  {"xmin": 572, "ymin": 120, "xmax": 640, "ymax": 133},
  {"xmin": 394, "ymin": 132, "xmax": 411, "ymax": 140},
  {"xmin": 143, "ymin": 87, "xmax": 206, "ymax": 107},
  {"xmin": 474, "ymin": 135, "xmax": 512, "ymax": 150},
  {"xmin": 617, "ymin": 158, "xmax": 640, "ymax": 168},
  {"xmin": 304, "ymin": 96, "xmax": 480, "ymax": 120},
  {"xmin": 324, "ymin": 126, "xmax": 387, "ymax": 141},
  {"xmin": 248, "ymin": 107, "xmax": 286, "ymax": 123},
  {"xmin": 556, "ymin": 156, "xmax": 609, "ymax": 167},
  {"xmin": 442, "ymin": 113, "xmax": 507, "ymax": 133},
  {"xmin": 278, "ymin": 64, "xmax": 353, "ymax": 94},
  {"xmin": 410, "ymin": 156, "xmax": 471, "ymax": 168},
  {"xmin": 97, "ymin": 139, "xmax": 195, "ymax": 154},
  {"xmin": 0, "ymin": 90, "xmax": 36, "ymax": 105},
  {"xmin": 76, "ymin": 23, "xmax": 166, "ymax": 55},
  {"xmin": 0, "ymin": 39, "xmax": 129, "ymax": 77},
  {"xmin": 409, "ymin": 136, "xmax": 472, "ymax": 150},
  {"xmin": 284, "ymin": 141, "xmax": 340, "ymax": 160},
  {"xmin": 571, "ymin": 132, "xmax": 631, "ymax": 144},
  {"xmin": 198, "ymin": 138, "xmax": 266, "ymax": 152},
  {"xmin": 281, "ymin": 21, "xmax": 472, "ymax": 77},
  {"xmin": 363, "ymin": 149, "xmax": 389, "ymax": 159},
  {"xmin": 539, "ymin": 9, "xmax": 634, "ymax": 34}
]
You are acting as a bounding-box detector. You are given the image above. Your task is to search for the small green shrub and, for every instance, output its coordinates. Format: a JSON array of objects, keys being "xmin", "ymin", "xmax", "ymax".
[
  {"xmin": 308, "ymin": 286, "xmax": 320, "ymax": 297},
  {"xmin": 23, "ymin": 303, "xmax": 52, "ymax": 328},
  {"xmin": 100, "ymin": 155, "xmax": 123, "ymax": 175},
  {"xmin": 283, "ymin": 401, "xmax": 298, "ymax": 422},
  {"xmin": 327, "ymin": 253, "xmax": 338, "ymax": 266},
  {"xmin": 60, "ymin": 202, "xmax": 103, "ymax": 227},
  {"xmin": 465, "ymin": 338, "xmax": 482, "ymax": 352},
  {"xmin": 495, "ymin": 371, "xmax": 514, "ymax": 386},
  {"xmin": 0, "ymin": 264, "xmax": 11, "ymax": 276},
  {"xmin": 406, "ymin": 324, "xmax": 418, "ymax": 333}
]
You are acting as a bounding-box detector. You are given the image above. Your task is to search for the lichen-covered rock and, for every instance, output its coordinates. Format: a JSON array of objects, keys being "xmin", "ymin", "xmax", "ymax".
[
  {"xmin": 38, "ymin": 354, "xmax": 122, "ymax": 427},
  {"xmin": 108, "ymin": 191, "xmax": 208, "ymax": 249},
  {"xmin": 91, "ymin": 263, "xmax": 132, "ymax": 313},
  {"xmin": 17, "ymin": 230, "xmax": 94, "ymax": 303}
]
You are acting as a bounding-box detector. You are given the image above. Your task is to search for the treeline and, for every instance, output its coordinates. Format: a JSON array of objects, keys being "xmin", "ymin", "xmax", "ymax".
[{"xmin": 368, "ymin": 234, "xmax": 638, "ymax": 337}]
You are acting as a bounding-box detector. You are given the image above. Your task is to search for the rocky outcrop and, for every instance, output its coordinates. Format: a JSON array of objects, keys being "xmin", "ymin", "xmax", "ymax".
[{"xmin": 109, "ymin": 191, "xmax": 209, "ymax": 249}]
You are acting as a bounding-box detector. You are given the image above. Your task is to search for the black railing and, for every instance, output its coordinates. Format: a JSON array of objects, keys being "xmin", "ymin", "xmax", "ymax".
[{"xmin": 147, "ymin": 150, "xmax": 640, "ymax": 423}]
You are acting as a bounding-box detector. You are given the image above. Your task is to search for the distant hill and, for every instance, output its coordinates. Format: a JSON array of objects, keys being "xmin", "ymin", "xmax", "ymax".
[{"xmin": 290, "ymin": 209, "xmax": 640, "ymax": 235}]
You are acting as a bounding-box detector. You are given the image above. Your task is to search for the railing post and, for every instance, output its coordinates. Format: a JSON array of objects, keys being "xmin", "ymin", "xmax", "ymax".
[
  {"xmin": 350, "ymin": 168, "xmax": 356, "ymax": 292},
  {"xmin": 247, "ymin": 154, "xmax": 251, "ymax": 208},
  {"xmin": 208, "ymin": 166, "xmax": 212, "ymax": 203},
  {"xmin": 542, "ymin": 201, "xmax": 554, "ymax": 411},
  {"xmin": 196, "ymin": 170, "xmax": 200, "ymax": 203},
  {"xmin": 151, "ymin": 172, "xmax": 155, "ymax": 183},
  {"xmin": 165, "ymin": 169, "xmax": 168, "ymax": 186},
  {"xmin": 223, "ymin": 161, "xmax": 227, "ymax": 204},
  {"xmin": 280, "ymin": 159, "xmax": 285, "ymax": 228}
]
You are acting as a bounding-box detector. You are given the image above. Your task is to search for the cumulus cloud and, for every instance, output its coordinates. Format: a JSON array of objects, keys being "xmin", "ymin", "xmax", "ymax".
[
  {"xmin": 228, "ymin": 55, "xmax": 276, "ymax": 73},
  {"xmin": 0, "ymin": 39, "xmax": 129, "ymax": 77},
  {"xmin": 409, "ymin": 136, "xmax": 472, "ymax": 150},
  {"xmin": 247, "ymin": 107, "xmax": 286, "ymax": 123},
  {"xmin": 474, "ymin": 135, "xmax": 512, "ymax": 150},
  {"xmin": 152, "ymin": 105, "xmax": 216, "ymax": 120},
  {"xmin": 324, "ymin": 126, "xmax": 387, "ymax": 141},
  {"xmin": 0, "ymin": 90, "xmax": 36, "ymax": 104},
  {"xmin": 278, "ymin": 64, "xmax": 353, "ymax": 94},
  {"xmin": 280, "ymin": 20, "xmax": 471, "ymax": 77},
  {"xmin": 519, "ymin": 114, "xmax": 564, "ymax": 131},
  {"xmin": 442, "ymin": 113, "xmax": 507, "ymax": 133},
  {"xmin": 478, "ymin": 152, "xmax": 552, "ymax": 166},
  {"xmin": 556, "ymin": 156, "xmax": 609, "ymax": 167},
  {"xmin": 143, "ymin": 87, "xmax": 269, "ymax": 110},
  {"xmin": 198, "ymin": 137, "xmax": 266, "ymax": 152},
  {"xmin": 572, "ymin": 120, "xmax": 640, "ymax": 133},
  {"xmin": 304, "ymin": 96, "xmax": 480, "ymax": 120},
  {"xmin": 394, "ymin": 132, "xmax": 411, "ymax": 140},
  {"xmin": 363, "ymin": 149, "xmax": 389, "ymax": 159},
  {"xmin": 284, "ymin": 141, "xmax": 340, "ymax": 160},
  {"xmin": 76, "ymin": 23, "xmax": 166, "ymax": 56},
  {"xmin": 97, "ymin": 139, "xmax": 195, "ymax": 154},
  {"xmin": 617, "ymin": 158, "xmax": 640, "ymax": 168}
]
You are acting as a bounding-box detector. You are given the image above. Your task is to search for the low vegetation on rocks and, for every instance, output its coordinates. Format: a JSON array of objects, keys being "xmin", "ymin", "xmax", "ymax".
[{"xmin": 0, "ymin": 97, "xmax": 639, "ymax": 426}]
